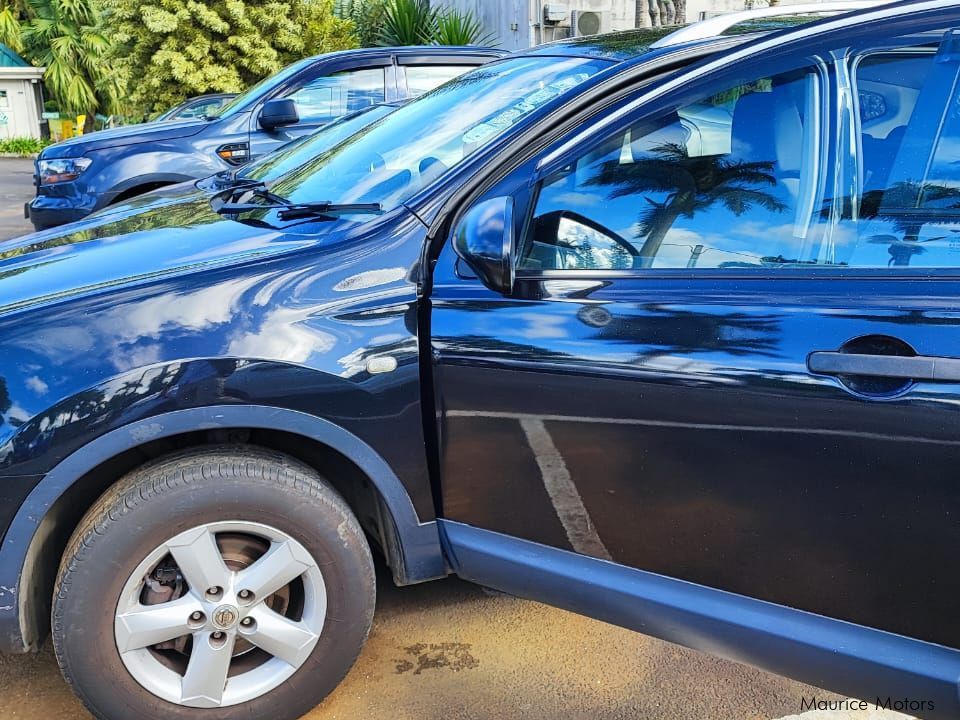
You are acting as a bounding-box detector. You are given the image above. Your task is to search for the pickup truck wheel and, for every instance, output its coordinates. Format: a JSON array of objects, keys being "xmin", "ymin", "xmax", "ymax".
[{"xmin": 51, "ymin": 446, "xmax": 375, "ymax": 720}]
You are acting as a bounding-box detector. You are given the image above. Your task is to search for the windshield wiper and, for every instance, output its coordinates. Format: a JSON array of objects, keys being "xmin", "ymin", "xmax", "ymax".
[
  {"xmin": 222, "ymin": 201, "xmax": 383, "ymax": 220},
  {"xmin": 211, "ymin": 181, "xmax": 289, "ymax": 205},
  {"xmin": 216, "ymin": 196, "xmax": 383, "ymax": 220},
  {"xmin": 211, "ymin": 181, "xmax": 382, "ymax": 220}
]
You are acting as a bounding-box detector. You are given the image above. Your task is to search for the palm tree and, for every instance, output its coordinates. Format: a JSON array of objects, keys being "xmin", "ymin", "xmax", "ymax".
[
  {"xmin": 586, "ymin": 141, "xmax": 787, "ymax": 268},
  {"xmin": 0, "ymin": 0, "xmax": 119, "ymax": 128},
  {"xmin": 377, "ymin": 0, "xmax": 436, "ymax": 46}
]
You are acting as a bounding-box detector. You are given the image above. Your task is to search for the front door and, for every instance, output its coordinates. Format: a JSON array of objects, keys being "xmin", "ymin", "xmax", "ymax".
[{"xmin": 432, "ymin": 22, "xmax": 960, "ymax": 649}]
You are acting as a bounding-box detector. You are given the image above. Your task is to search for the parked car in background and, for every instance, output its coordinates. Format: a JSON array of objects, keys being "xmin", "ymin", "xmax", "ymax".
[
  {"xmin": 6, "ymin": 3, "xmax": 960, "ymax": 720},
  {"xmin": 237, "ymin": 100, "xmax": 404, "ymax": 182},
  {"xmin": 26, "ymin": 46, "xmax": 505, "ymax": 230},
  {"xmin": 154, "ymin": 93, "xmax": 238, "ymax": 122}
]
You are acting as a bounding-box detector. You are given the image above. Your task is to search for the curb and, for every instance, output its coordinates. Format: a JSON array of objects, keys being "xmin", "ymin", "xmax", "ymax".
[{"xmin": 0, "ymin": 153, "xmax": 38, "ymax": 159}]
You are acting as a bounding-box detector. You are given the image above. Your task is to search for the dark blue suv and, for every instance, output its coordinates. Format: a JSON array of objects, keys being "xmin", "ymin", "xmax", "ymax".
[
  {"xmin": 26, "ymin": 46, "xmax": 503, "ymax": 230},
  {"xmin": 3, "ymin": 3, "xmax": 960, "ymax": 719}
]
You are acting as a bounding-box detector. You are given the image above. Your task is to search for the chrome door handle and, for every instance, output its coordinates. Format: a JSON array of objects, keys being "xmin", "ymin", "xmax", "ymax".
[{"xmin": 807, "ymin": 352, "xmax": 960, "ymax": 381}]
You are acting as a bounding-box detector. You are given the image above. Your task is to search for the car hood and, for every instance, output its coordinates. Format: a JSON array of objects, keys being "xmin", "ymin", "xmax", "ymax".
[
  {"xmin": 0, "ymin": 189, "xmax": 316, "ymax": 317},
  {"xmin": 40, "ymin": 118, "xmax": 212, "ymax": 158}
]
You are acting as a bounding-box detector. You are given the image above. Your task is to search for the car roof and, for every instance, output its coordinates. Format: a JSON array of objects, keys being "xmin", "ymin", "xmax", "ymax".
[
  {"xmin": 182, "ymin": 93, "xmax": 236, "ymax": 102},
  {"xmin": 303, "ymin": 45, "xmax": 508, "ymax": 63}
]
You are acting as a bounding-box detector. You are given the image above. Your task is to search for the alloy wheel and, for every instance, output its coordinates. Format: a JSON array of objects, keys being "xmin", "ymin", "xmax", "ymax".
[{"xmin": 113, "ymin": 521, "xmax": 326, "ymax": 708}]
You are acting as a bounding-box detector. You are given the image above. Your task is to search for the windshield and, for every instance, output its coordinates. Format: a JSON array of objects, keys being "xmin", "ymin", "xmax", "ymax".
[
  {"xmin": 209, "ymin": 58, "xmax": 315, "ymax": 120},
  {"xmin": 263, "ymin": 56, "xmax": 612, "ymax": 217},
  {"xmin": 240, "ymin": 103, "xmax": 399, "ymax": 181}
]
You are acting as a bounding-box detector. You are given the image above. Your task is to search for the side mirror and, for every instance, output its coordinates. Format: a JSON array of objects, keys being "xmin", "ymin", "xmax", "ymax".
[
  {"xmin": 452, "ymin": 197, "xmax": 515, "ymax": 295},
  {"xmin": 259, "ymin": 99, "xmax": 299, "ymax": 130}
]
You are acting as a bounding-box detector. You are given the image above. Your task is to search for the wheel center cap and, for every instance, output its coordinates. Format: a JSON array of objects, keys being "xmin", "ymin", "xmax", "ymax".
[{"xmin": 212, "ymin": 604, "xmax": 239, "ymax": 630}]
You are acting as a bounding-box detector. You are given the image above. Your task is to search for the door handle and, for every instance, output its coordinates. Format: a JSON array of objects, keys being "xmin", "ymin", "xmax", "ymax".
[{"xmin": 808, "ymin": 352, "xmax": 960, "ymax": 382}]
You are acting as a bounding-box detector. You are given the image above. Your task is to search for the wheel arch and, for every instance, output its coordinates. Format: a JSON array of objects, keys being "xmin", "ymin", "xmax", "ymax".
[
  {"xmin": 103, "ymin": 171, "xmax": 196, "ymax": 206},
  {"xmin": 0, "ymin": 405, "xmax": 447, "ymax": 653}
]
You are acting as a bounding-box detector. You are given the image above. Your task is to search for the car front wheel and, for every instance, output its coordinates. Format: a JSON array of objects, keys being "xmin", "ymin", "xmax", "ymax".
[{"xmin": 52, "ymin": 446, "xmax": 375, "ymax": 720}]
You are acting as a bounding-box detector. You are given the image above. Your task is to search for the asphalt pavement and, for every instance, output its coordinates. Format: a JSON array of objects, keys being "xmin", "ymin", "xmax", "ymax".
[
  {"xmin": 0, "ymin": 158, "xmax": 917, "ymax": 720},
  {"xmin": 0, "ymin": 158, "xmax": 35, "ymax": 241}
]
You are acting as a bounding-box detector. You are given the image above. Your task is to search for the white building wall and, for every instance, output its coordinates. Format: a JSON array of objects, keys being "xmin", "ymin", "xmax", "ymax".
[
  {"xmin": 0, "ymin": 73, "xmax": 43, "ymax": 140},
  {"xmin": 685, "ymin": 0, "xmax": 842, "ymax": 22},
  {"xmin": 435, "ymin": 0, "xmax": 859, "ymax": 50},
  {"xmin": 436, "ymin": 0, "xmax": 528, "ymax": 51}
]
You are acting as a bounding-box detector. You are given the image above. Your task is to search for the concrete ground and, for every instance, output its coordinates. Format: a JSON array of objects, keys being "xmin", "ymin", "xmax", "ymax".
[
  {"xmin": 0, "ymin": 561, "xmax": 917, "ymax": 720},
  {"xmin": 0, "ymin": 159, "xmax": 917, "ymax": 720}
]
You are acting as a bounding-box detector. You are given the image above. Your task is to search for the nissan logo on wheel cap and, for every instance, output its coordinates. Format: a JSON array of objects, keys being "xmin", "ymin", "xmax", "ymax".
[{"xmin": 212, "ymin": 604, "xmax": 239, "ymax": 630}]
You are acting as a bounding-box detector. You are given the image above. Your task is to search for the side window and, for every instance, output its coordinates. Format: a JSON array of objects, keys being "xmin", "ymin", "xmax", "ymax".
[
  {"xmin": 520, "ymin": 64, "xmax": 827, "ymax": 271},
  {"xmin": 175, "ymin": 99, "xmax": 224, "ymax": 120},
  {"xmin": 284, "ymin": 68, "xmax": 386, "ymax": 124},
  {"xmin": 405, "ymin": 65, "xmax": 472, "ymax": 97},
  {"xmin": 838, "ymin": 42, "xmax": 960, "ymax": 268}
]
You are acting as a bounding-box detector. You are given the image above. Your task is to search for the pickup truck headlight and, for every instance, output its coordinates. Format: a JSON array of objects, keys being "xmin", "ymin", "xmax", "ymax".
[{"xmin": 37, "ymin": 157, "xmax": 93, "ymax": 185}]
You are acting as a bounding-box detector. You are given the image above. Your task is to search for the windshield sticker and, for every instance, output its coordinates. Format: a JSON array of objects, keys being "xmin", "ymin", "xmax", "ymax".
[{"xmin": 462, "ymin": 72, "xmax": 592, "ymax": 145}]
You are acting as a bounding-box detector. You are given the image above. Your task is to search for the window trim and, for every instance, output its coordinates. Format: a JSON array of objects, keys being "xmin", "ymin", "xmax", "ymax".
[{"xmin": 515, "ymin": 266, "xmax": 960, "ymax": 281}]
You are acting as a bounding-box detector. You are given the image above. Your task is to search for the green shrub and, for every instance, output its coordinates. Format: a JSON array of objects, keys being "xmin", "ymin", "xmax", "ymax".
[
  {"xmin": 434, "ymin": 8, "xmax": 496, "ymax": 46},
  {"xmin": 0, "ymin": 136, "xmax": 48, "ymax": 155},
  {"xmin": 373, "ymin": 0, "xmax": 495, "ymax": 47},
  {"xmin": 378, "ymin": 0, "xmax": 436, "ymax": 45},
  {"xmin": 335, "ymin": 0, "xmax": 386, "ymax": 47}
]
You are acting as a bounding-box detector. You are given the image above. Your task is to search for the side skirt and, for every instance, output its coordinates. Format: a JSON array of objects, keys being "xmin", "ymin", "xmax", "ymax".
[{"xmin": 440, "ymin": 520, "xmax": 960, "ymax": 720}]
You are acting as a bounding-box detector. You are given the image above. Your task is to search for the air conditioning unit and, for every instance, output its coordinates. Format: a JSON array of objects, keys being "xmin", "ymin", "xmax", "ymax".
[
  {"xmin": 571, "ymin": 10, "xmax": 611, "ymax": 37},
  {"xmin": 543, "ymin": 3, "xmax": 569, "ymax": 25}
]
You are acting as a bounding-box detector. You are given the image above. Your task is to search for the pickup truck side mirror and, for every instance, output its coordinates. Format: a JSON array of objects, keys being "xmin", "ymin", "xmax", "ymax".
[
  {"xmin": 452, "ymin": 196, "xmax": 515, "ymax": 295},
  {"xmin": 259, "ymin": 99, "xmax": 299, "ymax": 130}
]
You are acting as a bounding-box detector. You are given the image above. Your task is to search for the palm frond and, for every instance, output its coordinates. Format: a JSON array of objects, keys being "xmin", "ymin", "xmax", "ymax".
[
  {"xmin": 433, "ymin": 8, "xmax": 495, "ymax": 46},
  {"xmin": 378, "ymin": 0, "xmax": 436, "ymax": 46}
]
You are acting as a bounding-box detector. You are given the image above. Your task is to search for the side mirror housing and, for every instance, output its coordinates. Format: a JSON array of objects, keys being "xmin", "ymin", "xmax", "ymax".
[
  {"xmin": 259, "ymin": 99, "xmax": 299, "ymax": 130},
  {"xmin": 452, "ymin": 197, "xmax": 515, "ymax": 295}
]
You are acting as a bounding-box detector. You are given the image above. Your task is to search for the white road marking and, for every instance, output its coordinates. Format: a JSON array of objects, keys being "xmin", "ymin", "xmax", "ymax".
[
  {"xmin": 447, "ymin": 409, "xmax": 958, "ymax": 446},
  {"xmin": 518, "ymin": 417, "xmax": 612, "ymax": 560}
]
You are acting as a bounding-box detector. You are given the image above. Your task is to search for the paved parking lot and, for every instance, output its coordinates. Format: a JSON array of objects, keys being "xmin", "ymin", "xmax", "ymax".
[
  {"xmin": 0, "ymin": 561, "xmax": 841, "ymax": 720},
  {"xmin": 0, "ymin": 158, "xmax": 35, "ymax": 241},
  {"xmin": 0, "ymin": 159, "xmax": 913, "ymax": 720}
]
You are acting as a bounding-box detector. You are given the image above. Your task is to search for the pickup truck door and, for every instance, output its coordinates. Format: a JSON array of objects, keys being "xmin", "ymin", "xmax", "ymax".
[
  {"xmin": 431, "ymin": 22, "xmax": 960, "ymax": 652},
  {"xmin": 247, "ymin": 57, "xmax": 391, "ymax": 160}
]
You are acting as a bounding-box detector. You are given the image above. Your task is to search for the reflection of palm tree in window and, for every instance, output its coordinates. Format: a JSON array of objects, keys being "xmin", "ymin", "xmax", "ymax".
[
  {"xmin": 0, "ymin": 377, "xmax": 10, "ymax": 423},
  {"xmin": 586, "ymin": 142, "xmax": 788, "ymax": 268},
  {"xmin": 860, "ymin": 181, "xmax": 960, "ymax": 267}
]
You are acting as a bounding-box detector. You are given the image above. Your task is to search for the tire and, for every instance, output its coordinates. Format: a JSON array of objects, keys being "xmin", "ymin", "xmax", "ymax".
[{"xmin": 52, "ymin": 446, "xmax": 376, "ymax": 720}]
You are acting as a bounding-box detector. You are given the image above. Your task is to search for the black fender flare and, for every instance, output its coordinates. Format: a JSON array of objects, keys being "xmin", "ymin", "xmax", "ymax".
[{"xmin": 0, "ymin": 405, "xmax": 446, "ymax": 652}]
